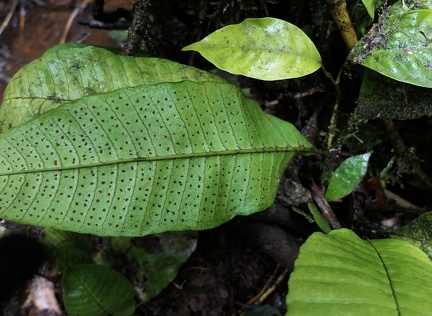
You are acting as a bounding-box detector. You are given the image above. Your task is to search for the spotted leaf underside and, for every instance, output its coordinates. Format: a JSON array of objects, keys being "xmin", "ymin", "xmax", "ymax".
[{"xmin": 0, "ymin": 80, "xmax": 311, "ymax": 236}]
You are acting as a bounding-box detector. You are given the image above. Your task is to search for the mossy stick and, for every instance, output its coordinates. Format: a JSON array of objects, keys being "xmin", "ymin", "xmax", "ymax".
[{"xmin": 326, "ymin": 0, "xmax": 358, "ymax": 50}]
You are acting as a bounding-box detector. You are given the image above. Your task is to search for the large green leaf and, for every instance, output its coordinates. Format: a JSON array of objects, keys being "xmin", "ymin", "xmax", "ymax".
[
  {"xmin": 62, "ymin": 264, "xmax": 136, "ymax": 316},
  {"xmin": 0, "ymin": 44, "xmax": 224, "ymax": 132},
  {"xmin": 350, "ymin": 9, "xmax": 432, "ymax": 88},
  {"xmin": 287, "ymin": 229, "xmax": 432, "ymax": 315},
  {"xmin": 0, "ymin": 79, "xmax": 311, "ymax": 236},
  {"xmin": 182, "ymin": 18, "xmax": 322, "ymax": 81}
]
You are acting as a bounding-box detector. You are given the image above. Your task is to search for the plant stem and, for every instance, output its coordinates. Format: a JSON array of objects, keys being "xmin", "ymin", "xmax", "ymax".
[
  {"xmin": 121, "ymin": 0, "xmax": 151, "ymax": 56},
  {"xmin": 311, "ymin": 178, "xmax": 341, "ymax": 229},
  {"xmin": 325, "ymin": 0, "xmax": 358, "ymax": 50},
  {"xmin": 323, "ymin": 0, "xmax": 356, "ymax": 147},
  {"xmin": 321, "ymin": 65, "xmax": 342, "ymax": 149}
]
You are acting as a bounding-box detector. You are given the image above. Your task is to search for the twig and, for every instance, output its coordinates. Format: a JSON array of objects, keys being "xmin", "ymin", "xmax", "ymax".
[
  {"xmin": 325, "ymin": 0, "xmax": 358, "ymax": 50},
  {"xmin": 0, "ymin": 0, "xmax": 18, "ymax": 37},
  {"xmin": 311, "ymin": 177, "xmax": 341, "ymax": 229},
  {"xmin": 238, "ymin": 265, "xmax": 289, "ymax": 315},
  {"xmin": 60, "ymin": 0, "xmax": 93, "ymax": 44},
  {"xmin": 121, "ymin": 0, "xmax": 151, "ymax": 56},
  {"xmin": 321, "ymin": 65, "xmax": 342, "ymax": 149},
  {"xmin": 253, "ymin": 268, "xmax": 289, "ymax": 305},
  {"xmin": 245, "ymin": 264, "xmax": 281, "ymax": 305}
]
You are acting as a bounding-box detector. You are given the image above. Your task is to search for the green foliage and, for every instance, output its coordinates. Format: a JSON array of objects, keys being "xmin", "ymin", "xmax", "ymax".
[
  {"xmin": 361, "ymin": 0, "xmax": 380, "ymax": 18},
  {"xmin": 347, "ymin": 0, "xmax": 381, "ymax": 35},
  {"xmin": 42, "ymin": 229, "xmax": 93, "ymax": 271},
  {"xmin": 324, "ymin": 153, "xmax": 371, "ymax": 202},
  {"xmin": 0, "ymin": 44, "xmax": 225, "ymax": 132},
  {"xmin": 110, "ymin": 232, "xmax": 197, "ymax": 302},
  {"xmin": 62, "ymin": 264, "xmax": 136, "ymax": 316},
  {"xmin": 183, "ymin": 18, "xmax": 322, "ymax": 80},
  {"xmin": 2, "ymin": 1, "xmax": 432, "ymax": 312},
  {"xmin": 0, "ymin": 45, "xmax": 311, "ymax": 236},
  {"xmin": 287, "ymin": 229, "xmax": 432, "ymax": 315},
  {"xmin": 353, "ymin": 69, "xmax": 432, "ymax": 121},
  {"xmin": 392, "ymin": 211, "xmax": 432, "ymax": 260},
  {"xmin": 391, "ymin": 0, "xmax": 432, "ymax": 15},
  {"xmin": 41, "ymin": 228, "xmax": 195, "ymax": 314},
  {"xmin": 307, "ymin": 203, "xmax": 331, "ymax": 233},
  {"xmin": 350, "ymin": 8, "xmax": 432, "ymax": 87}
]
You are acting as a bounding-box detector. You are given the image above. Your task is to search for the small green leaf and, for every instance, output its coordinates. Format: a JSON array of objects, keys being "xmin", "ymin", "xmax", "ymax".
[
  {"xmin": 307, "ymin": 202, "xmax": 331, "ymax": 233},
  {"xmin": 111, "ymin": 232, "xmax": 197, "ymax": 302},
  {"xmin": 63, "ymin": 264, "xmax": 136, "ymax": 316},
  {"xmin": 183, "ymin": 17, "xmax": 322, "ymax": 80},
  {"xmin": 287, "ymin": 229, "xmax": 432, "ymax": 315},
  {"xmin": 324, "ymin": 152, "xmax": 371, "ymax": 202},
  {"xmin": 362, "ymin": 0, "xmax": 380, "ymax": 18},
  {"xmin": 42, "ymin": 229, "xmax": 93, "ymax": 272},
  {"xmin": 348, "ymin": 0, "xmax": 381, "ymax": 35},
  {"xmin": 351, "ymin": 10, "xmax": 432, "ymax": 88}
]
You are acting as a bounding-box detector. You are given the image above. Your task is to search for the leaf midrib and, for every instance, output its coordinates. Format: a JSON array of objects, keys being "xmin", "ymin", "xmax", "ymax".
[
  {"xmin": 368, "ymin": 241, "xmax": 401, "ymax": 314},
  {"xmin": 0, "ymin": 146, "xmax": 310, "ymax": 176}
]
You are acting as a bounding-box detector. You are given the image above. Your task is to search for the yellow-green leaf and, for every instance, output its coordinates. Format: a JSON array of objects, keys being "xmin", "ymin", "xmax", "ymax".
[{"xmin": 183, "ymin": 17, "xmax": 321, "ymax": 81}]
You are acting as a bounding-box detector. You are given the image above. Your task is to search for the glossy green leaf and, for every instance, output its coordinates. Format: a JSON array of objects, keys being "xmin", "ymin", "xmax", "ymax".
[
  {"xmin": 392, "ymin": 211, "xmax": 432, "ymax": 260},
  {"xmin": 182, "ymin": 17, "xmax": 321, "ymax": 80},
  {"xmin": 111, "ymin": 231, "xmax": 197, "ymax": 302},
  {"xmin": 287, "ymin": 229, "xmax": 432, "ymax": 315},
  {"xmin": 324, "ymin": 153, "xmax": 371, "ymax": 202},
  {"xmin": 0, "ymin": 79, "xmax": 311, "ymax": 236},
  {"xmin": 42, "ymin": 228, "xmax": 93, "ymax": 272},
  {"xmin": 350, "ymin": 10, "xmax": 432, "ymax": 88},
  {"xmin": 63, "ymin": 264, "xmax": 135, "ymax": 316},
  {"xmin": 0, "ymin": 44, "xmax": 224, "ymax": 132}
]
